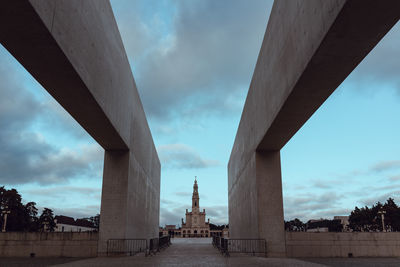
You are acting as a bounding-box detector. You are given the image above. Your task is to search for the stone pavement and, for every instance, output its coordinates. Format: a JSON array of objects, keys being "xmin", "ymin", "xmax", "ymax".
[
  {"xmin": 52, "ymin": 238, "xmax": 323, "ymax": 267},
  {"xmin": 304, "ymin": 257, "xmax": 400, "ymax": 267},
  {"xmin": 0, "ymin": 258, "xmax": 84, "ymax": 267},
  {"xmin": 1, "ymin": 238, "xmax": 399, "ymax": 266}
]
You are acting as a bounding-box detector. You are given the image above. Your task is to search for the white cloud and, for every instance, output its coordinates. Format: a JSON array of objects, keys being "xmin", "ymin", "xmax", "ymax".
[{"xmin": 158, "ymin": 144, "xmax": 219, "ymax": 169}]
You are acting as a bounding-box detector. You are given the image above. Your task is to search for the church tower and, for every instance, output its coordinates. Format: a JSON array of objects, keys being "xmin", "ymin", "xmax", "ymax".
[
  {"xmin": 192, "ymin": 177, "xmax": 200, "ymax": 213},
  {"xmin": 181, "ymin": 176, "xmax": 210, "ymax": 237}
]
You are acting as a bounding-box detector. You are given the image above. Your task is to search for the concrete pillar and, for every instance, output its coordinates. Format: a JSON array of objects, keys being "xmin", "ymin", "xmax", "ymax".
[
  {"xmin": 98, "ymin": 150, "xmax": 129, "ymax": 255},
  {"xmin": 228, "ymin": 150, "xmax": 285, "ymax": 257},
  {"xmin": 256, "ymin": 150, "xmax": 285, "ymax": 257},
  {"xmin": 98, "ymin": 149, "xmax": 160, "ymax": 255}
]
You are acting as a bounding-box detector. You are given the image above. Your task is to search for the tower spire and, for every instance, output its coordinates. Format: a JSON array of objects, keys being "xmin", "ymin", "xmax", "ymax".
[{"xmin": 192, "ymin": 176, "xmax": 199, "ymax": 212}]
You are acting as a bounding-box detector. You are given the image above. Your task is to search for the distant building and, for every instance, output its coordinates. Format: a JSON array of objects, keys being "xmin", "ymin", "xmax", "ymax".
[
  {"xmin": 306, "ymin": 227, "xmax": 329, "ymax": 232},
  {"xmin": 181, "ymin": 178, "xmax": 210, "ymax": 237},
  {"xmin": 159, "ymin": 225, "xmax": 182, "ymax": 237},
  {"xmin": 54, "ymin": 215, "xmax": 97, "ymax": 232},
  {"xmin": 158, "ymin": 177, "xmax": 229, "ymax": 238},
  {"xmin": 306, "ymin": 218, "xmax": 343, "ymax": 232},
  {"xmin": 306, "ymin": 219, "xmax": 329, "ymax": 232}
]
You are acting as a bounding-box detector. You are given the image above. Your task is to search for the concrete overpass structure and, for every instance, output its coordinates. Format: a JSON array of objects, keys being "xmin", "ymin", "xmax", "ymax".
[
  {"xmin": 1, "ymin": 0, "xmax": 400, "ymax": 260},
  {"xmin": 228, "ymin": 0, "xmax": 400, "ymax": 257},
  {"xmin": 0, "ymin": 0, "xmax": 160, "ymax": 255}
]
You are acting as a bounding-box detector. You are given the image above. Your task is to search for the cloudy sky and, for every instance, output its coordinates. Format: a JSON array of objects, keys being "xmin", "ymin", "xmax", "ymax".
[{"xmin": 1, "ymin": 0, "xmax": 400, "ymax": 226}]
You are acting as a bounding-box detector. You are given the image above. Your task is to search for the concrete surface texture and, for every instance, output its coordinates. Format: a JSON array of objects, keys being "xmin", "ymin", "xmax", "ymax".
[
  {"xmin": 0, "ymin": 0, "xmax": 160, "ymax": 255},
  {"xmin": 286, "ymin": 232, "xmax": 400, "ymax": 258},
  {"xmin": 0, "ymin": 232, "xmax": 97, "ymax": 258},
  {"xmin": 51, "ymin": 238, "xmax": 325, "ymax": 267},
  {"xmin": 228, "ymin": 0, "xmax": 400, "ymax": 257}
]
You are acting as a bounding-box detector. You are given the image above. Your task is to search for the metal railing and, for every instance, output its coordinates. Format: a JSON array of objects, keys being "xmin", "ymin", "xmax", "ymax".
[
  {"xmin": 107, "ymin": 236, "xmax": 172, "ymax": 257},
  {"xmin": 148, "ymin": 236, "xmax": 171, "ymax": 255},
  {"xmin": 107, "ymin": 239, "xmax": 147, "ymax": 256},
  {"xmin": 149, "ymin": 237, "xmax": 159, "ymax": 255},
  {"xmin": 182, "ymin": 234, "xmax": 209, "ymax": 238},
  {"xmin": 159, "ymin": 235, "xmax": 171, "ymax": 249},
  {"xmin": 213, "ymin": 237, "xmax": 267, "ymax": 257},
  {"xmin": 226, "ymin": 239, "xmax": 266, "ymax": 256},
  {"xmin": 212, "ymin": 236, "xmax": 220, "ymax": 248}
]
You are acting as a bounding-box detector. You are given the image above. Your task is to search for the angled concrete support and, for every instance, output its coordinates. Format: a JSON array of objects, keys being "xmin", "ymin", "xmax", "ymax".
[
  {"xmin": 99, "ymin": 150, "xmax": 160, "ymax": 254},
  {"xmin": 229, "ymin": 150, "xmax": 285, "ymax": 257},
  {"xmin": 256, "ymin": 151, "xmax": 285, "ymax": 257},
  {"xmin": 99, "ymin": 151, "xmax": 130, "ymax": 253},
  {"xmin": 229, "ymin": 0, "xmax": 400, "ymax": 257},
  {"xmin": 0, "ymin": 0, "xmax": 160, "ymax": 256}
]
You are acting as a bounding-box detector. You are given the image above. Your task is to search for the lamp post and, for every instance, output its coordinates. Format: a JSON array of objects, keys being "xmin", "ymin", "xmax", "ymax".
[
  {"xmin": 2, "ymin": 206, "xmax": 11, "ymax": 232},
  {"xmin": 378, "ymin": 209, "xmax": 386, "ymax": 232},
  {"xmin": 42, "ymin": 221, "xmax": 49, "ymax": 232}
]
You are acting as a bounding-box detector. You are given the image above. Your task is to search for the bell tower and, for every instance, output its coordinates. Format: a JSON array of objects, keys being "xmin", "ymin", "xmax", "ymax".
[{"xmin": 192, "ymin": 176, "xmax": 200, "ymax": 213}]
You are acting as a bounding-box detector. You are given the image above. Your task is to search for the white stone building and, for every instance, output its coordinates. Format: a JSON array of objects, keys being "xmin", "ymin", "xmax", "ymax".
[
  {"xmin": 181, "ymin": 178, "xmax": 210, "ymax": 237},
  {"xmin": 54, "ymin": 215, "xmax": 97, "ymax": 232}
]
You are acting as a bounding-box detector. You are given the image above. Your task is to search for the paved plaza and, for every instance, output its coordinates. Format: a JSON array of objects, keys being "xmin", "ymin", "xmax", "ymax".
[
  {"xmin": 0, "ymin": 238, "xmax": 399, "ymax": 266},
  {"xmin": 51, "ymin": 238, "xmax": 322, "ymax": 267}
]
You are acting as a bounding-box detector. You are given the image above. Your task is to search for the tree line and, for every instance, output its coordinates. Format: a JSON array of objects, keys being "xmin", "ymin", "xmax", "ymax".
[
  {"xmin": 285, "ymin": 197, "xmax": 400, "ymax": 232},
  {"xmin": 0, "ymin": 186, "xmax": 99, "ymax": 232}
]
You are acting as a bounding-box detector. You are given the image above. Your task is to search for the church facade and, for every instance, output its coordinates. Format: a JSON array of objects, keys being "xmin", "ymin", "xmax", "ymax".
[{"xmin": 181, "ymin": 178, "xmax": 210, "ymax": 237}]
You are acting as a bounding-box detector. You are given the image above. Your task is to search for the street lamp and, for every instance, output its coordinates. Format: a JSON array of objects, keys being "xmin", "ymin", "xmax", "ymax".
[
  {"xmin": 42, "ymin": 221, "xmax": 49, "ymax": 232},
  {"xmin": 378, "ymin": 209, "xmax": 386, "ymax": 232},
  {"xmin": 2, "ymin": 206, "xmax": 11, "ymax": 232}
]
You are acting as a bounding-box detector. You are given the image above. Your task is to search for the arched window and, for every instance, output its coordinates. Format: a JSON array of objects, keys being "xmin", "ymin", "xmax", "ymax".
[
  {"xmin": 195, "ymin": 201, "xmax": 197, "ymax": 207},
  {"xmin": 183, "ymin": 230, "xmax": 186, "ymax": 233}
]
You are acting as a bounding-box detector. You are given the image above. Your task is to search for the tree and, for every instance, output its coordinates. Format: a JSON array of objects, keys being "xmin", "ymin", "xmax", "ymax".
[
  {"xmin": 39, "ymin": 208, "xmax": 56, "ymax": 232},
  {"xmin": 89, "ymin": 214, "xmax": 100, "ymax": 230},
  {"xmin": 349, "ymin": 205, "xmax": 379, "ymax": 231},
  {"xmin": 382, "ymin": 198, "xmax": 400, "ymax": 231},
  {"xmin": 0, "ymin": 187, "xmax": 31, "ymax": 231},
  {"xmin": 349, "ymin": 198, "xmax": 400, "ymax": 232},
  {"xmin": 285, "ymin": 218, "xmax": 305, "ymax": 231},
  {"xmin": 25, "ymin": 202, "xmax": 39, "ymax": 231}
]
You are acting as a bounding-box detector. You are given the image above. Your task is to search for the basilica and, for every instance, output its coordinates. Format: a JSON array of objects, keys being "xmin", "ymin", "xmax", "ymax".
[{"xmin": 181, "ymin": 178, "xmax": 210, "ymax": 237}]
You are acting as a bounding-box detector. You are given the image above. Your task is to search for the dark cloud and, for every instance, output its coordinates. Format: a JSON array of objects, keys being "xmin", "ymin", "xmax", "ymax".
[
  {"xmin": 0, "ymin": 47, "xmax": 103, "ymax": 185},
  {"xmin": 158, "ymin": 144, "xmax": 219, "ymax": 169},
  {"xmin": 114, "ymin": 0, "xmax": 273, "ymax": 119},
  {"xmin": 50, "ymin": 205, "xmax": 100, "ymax": 219},
  {"xmin": 389, "ymin": 175, "xmax": 400, "ymax": 182},
  {"xmin": 160, "ymin": 198, "xmax": 178, "ymax": 205},
  {"xmin": 359, "ymin": 191, "xmax": 400, "ymax": 207},
  {"xmin": 24, "ymin": 186, "xmax": 101, "ymax": 219},
  {"xmin": 24, "ymin": 186, "xmax": 101, "ymax": 199},
  {"xmin": 284, "ymin": 192, "xmax": 345, "ymax": 221},
  {"xmin": 370, "ymin": 160, "xmax": 400, "ymax": 173},
  {"xmin": 311, "ymin": 180, "xmax": 332, "ymax": 189},
  {"xmin": 203, "ymin": 205, "xmax": 228, "ymax": 225},
  {"xmin": 349, "ymin": 21, "xmax": 400, "ymax": 92},
  {"xmin": 160, "ymin": 207, "xmax": 183, "ymax": 227}
]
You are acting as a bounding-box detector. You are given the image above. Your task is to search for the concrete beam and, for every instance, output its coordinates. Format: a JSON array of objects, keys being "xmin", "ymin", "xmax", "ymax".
[
  {"xmin": 229, "ymin": 0, "xmax": 400, "ymax": 257},
  {"xmin": 0, "ymin": 0, "xmax": 160, "ymax": 255}
]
